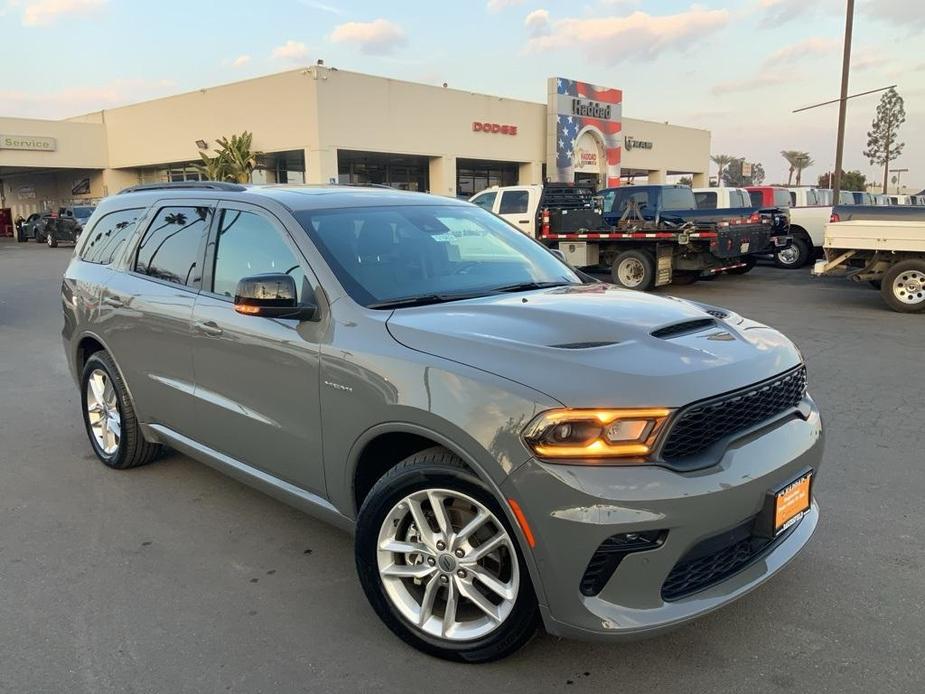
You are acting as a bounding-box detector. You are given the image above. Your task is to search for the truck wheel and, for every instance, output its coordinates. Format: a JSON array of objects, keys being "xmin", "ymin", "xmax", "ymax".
[
  {"xmin": 727, "ymin": 257, "xmax": 757, "ymax": 275},
  {"xmin": 881, "ymin": 260, "xmax": 925, "ymax": 313},
  {"xmin": 611, "ymin": 250, "xmax": 655, "ymax": 291},
  {"xmin": 774, "ymin": 238, "xmax": 809, "ymax": 268}
]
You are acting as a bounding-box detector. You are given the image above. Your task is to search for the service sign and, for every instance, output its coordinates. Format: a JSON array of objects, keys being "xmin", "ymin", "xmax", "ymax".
[{"xmin": 0, "ymin": 134, "xmax": 57, "ymax": 151}]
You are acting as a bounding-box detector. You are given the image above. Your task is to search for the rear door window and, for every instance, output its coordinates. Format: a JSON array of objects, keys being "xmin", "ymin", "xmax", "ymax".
[
  {"xmin": 134, "ymin": 205, "xmax": 212, "ymax": 287},
  {"xmin": 499, "ymin": 190, "xmax": 529, "ymax": 214},
  {"xmin": 694, "ymin": 192, "xmax": 717, "ymax": 209},
  {"xmin": 749, "ymin": 191, "xmax": 763, "ymax": 207},
  {"xmin": 660, "ymin": 188, "xmax": 693, "ymax": 211},
  {"xmin": 79, "ymin": 208, "xmax": 145, "ymax": 265}
]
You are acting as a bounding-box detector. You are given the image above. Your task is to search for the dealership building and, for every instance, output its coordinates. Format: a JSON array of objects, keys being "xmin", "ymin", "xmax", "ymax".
[{"xmin": 0, "ymin": 67, "xmax": 710, "ymax": 221}]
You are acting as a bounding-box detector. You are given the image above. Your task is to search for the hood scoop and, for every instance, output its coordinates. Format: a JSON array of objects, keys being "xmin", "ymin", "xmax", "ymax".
[
  {"xmin": 651, "ymin": 318, "xmax": 716, "ymax": 339},
  {"xmin": 548, "ymin": 340, "xmax": 620, "ymax": 349}
]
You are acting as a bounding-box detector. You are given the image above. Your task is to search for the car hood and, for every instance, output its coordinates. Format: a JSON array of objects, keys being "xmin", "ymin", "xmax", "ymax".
[{"xmin": 386, "ymin": 284, "xmax": 802, "ymax": 408}]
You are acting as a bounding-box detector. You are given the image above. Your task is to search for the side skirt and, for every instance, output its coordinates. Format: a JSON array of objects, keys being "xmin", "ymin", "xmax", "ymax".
[{"xmin": 147, "ymin": 423, "xmax": 355, "ymax": 534}]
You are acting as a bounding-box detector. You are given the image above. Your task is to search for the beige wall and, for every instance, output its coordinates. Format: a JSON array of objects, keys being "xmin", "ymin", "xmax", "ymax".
[
  {"xmin": 621, "ymin": 117, "xmax": 710, "ymax": 180},
  {"xmin": 0, "ymin": 117, "xmax": 107, "ymax": 169},
  {"xmin": 95, "ymin": 70, "xmax": 320, "ymax": 169}
]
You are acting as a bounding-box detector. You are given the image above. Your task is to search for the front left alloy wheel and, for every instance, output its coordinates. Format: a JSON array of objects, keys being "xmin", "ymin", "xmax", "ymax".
[{"xmin": 355, "ymin": 448, "xmax": 537, "ymax": 662}]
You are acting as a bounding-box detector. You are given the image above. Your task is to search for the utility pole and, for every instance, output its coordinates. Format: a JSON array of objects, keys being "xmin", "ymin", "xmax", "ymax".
[
  {"xmin": 882, "ymin": 108, "xmax": 891, "ymax": 194},
  {"xmin": 832, "ymin": 0, "xmax": 854, "ymax": 201}
]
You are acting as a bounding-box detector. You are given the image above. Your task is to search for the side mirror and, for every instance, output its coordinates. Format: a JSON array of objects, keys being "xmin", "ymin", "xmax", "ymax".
[
  {"xmin": 234, "ymin": 274, "xmax": 317, "ymax": 321},
  {"xmin": 550, "ymin": 248, "xmax": 567, "ymax": 263}
]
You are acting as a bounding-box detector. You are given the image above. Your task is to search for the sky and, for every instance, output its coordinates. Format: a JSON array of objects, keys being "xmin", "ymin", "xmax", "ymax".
[{"xmin": 1, "ymin": 0, "xmax": 923, "ymax": 188}]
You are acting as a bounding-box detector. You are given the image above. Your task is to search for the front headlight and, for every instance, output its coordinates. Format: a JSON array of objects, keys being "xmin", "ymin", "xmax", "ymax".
[{"xmin": 523, "ymin": 408, "xmax": 672, "ymax": 462}]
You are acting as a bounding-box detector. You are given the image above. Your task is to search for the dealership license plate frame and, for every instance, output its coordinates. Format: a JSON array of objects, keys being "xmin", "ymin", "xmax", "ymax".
[{"xmin": 755, "ymin": 467, "xmax": 814, "ymax": 538}]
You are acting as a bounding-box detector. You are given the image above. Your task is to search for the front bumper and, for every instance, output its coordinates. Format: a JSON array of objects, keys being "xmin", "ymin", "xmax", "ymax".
[{"xmin": 502, "ymin": 396, "xmax": 823, "ymax": 640}]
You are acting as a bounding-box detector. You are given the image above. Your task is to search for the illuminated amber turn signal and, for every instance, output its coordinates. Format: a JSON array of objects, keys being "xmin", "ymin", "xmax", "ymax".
[{"xmin": 523, "ymin": 408, "xmax": 671, "ymax": 461}]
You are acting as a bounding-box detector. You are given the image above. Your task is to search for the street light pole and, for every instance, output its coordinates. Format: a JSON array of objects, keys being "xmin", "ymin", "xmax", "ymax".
[{"xmin": 832, "ymin": 0, "xmax": 855, "ymax": 201}]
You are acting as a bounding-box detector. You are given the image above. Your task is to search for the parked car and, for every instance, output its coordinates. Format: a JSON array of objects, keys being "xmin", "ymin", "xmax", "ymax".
[
  {"xmin": 62, "ymin": 181, "xmax": 823, "ymax": 662},
  {"xmin": 814, "ymin": 208, "xmax": 925, "ymax": 312},
  {"xmin": 17, "ymin": 212, "xmax": 47, "ymax": 241},
  {"xmin": 772, "ymin": 187, "xmax": 831, "ymax": 269},
  {"xmin": 691, "ymin": 187, "xmax": 751, "ymax": 209}
]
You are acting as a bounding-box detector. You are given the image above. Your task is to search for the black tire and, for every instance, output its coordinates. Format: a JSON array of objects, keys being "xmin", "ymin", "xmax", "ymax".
[
  {"xmin": 727, "ymin": 257, "xmax": 757, "ymax": 275},
  {"xmin": 47, "ymin": 232, "xmax": 58, "ymax": 248},
  {"xmin": 773, "ymin": 237, "xmax": 809, "ymax": 269},
  {"xmin": 880, "ymin": 260, "xmax": 925, "ymax": 313},
  {"xmin": 355, "ymin": 447, "xmax": 538, "ymax": 663},
  {"xmin": 611, "ymin": 249, "xmax": 655, "ymax": 290},
  {"xmin": 80, "ymin": 351, "xmax": 161, "ymax": 469}
]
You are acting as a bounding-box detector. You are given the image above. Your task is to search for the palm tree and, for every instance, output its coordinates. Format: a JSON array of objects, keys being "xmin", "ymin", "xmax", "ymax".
[
  {"xmin": 780, "ymin": 150, "xmax": 803, "ymax": 186},
  {"xmin": 215, "ymin": 131, "xmax": 261, "ymax": 184},
  {"xmin": 710, "ymin": 154, "xmax": 735, "ymax": 187},
  {"xmin": 197, "ymin": 151, "xmax": 228, "ymax": 181},
  {"xmin": 793, "ymin": 152, "xmax": 814, "ymax": 186}
]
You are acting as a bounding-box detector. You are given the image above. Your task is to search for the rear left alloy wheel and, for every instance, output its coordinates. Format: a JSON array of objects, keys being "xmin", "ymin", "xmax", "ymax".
[
  {"xmin": 355, "ymin": 448, "xmax": 537, "ymax": 662},
  {"xmin": 81, "ymin": 351, "xmax": 161, "ymax": 469}
]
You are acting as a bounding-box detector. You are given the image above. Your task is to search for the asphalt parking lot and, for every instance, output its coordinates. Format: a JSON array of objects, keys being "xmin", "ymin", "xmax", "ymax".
[{"xmin": 1, "ymin": 238, "xmax": 922, "ymax": 694}]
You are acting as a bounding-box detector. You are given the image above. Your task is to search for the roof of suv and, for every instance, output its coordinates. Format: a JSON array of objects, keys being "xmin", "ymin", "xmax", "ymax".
[{"xmin": 114, "ymin": 183, "xmax": 469, "ymax": 212}]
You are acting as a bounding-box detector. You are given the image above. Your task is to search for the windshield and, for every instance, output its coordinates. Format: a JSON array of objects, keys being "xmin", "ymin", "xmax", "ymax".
[
  {"xmin": 295, "ymin": 204, "xmax": 580, "ymax": 307},
  {"xmin": 72, "ymin": 206, "xmax": 95, "ymax": 219}
]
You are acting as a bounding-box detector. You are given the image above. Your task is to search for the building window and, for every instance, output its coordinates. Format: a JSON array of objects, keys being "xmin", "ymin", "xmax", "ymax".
[
  {"xmin": 456, "ymin": 159, "xmax": 518, "ymax": 199},
  {"xmin": 337, "ymin": 150, "xmax": 429, "ymax": 191}
]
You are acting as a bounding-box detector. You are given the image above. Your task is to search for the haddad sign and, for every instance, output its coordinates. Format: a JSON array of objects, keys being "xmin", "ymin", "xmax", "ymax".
[{"xmin": 0, "ymin": 134, "xmax": 57, "ymax": 151}]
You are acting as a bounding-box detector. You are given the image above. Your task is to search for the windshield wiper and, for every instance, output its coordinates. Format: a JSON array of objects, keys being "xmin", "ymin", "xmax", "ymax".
[
  {"xmin": 367, "ymin": 292, "xmax": 487, "ymax": 309},
  {"xmin": 491, "ymin": 280, "xmax": 573, "ymax": 293}
]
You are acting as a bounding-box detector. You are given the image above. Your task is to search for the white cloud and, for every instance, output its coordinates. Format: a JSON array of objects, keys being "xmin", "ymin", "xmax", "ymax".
[
  {"xmin": 329, "ymin": 18, "xmax": 407, "ymax": 55},
  {"xmin": 757, "ymin": 0, "xmax": 841, "ymax": 26},
  {"xmin": 524, "ymin": 9, "xmax": 550, "ymax": 38},
  {"xmin": 487, "ymin": 0, "xmax": 523, "ymax": 12},
  {"xmin": 227, "ymin": 54, "xmax": 252, "ymax": 68},
  {"xmin": 0, "ymin": 78, "xmax": 177, "ymax": 118},
  {"xmin": 525, "ymin": 8, "xmax": 730, "ymax": 64},
  {"xmin": 298, "ymin": 0, "xmax": 343, "ymax": 15},
  {"xmin": 17, "ymin": 0, "xmax": 105, "ymax": 26},
  {"xmin": 862, "ymin": 0, "xmax": 925, "ymax": 29},
  {"xmin": 713, "ymin": 36, "xmax": 838, "ymax": 95},
  {"xmin": 272, "ymin": 40, "xmax": 310, "ymax": 63}
]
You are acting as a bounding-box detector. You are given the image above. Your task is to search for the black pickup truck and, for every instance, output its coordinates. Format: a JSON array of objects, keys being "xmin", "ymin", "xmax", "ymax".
[{"xmin": 537, "ymin": 183, "xmax": 790, "ymax": 290}]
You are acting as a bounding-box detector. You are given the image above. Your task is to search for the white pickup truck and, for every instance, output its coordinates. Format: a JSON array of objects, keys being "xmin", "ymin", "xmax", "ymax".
[
  {"xmin": 780, "ymin": 187, "xmax": 830, "ymax": 269},
  {"xmin": 813, "ymin": 216, "xmax": 925, "ymax": 312},
  {"xmin": 470, "ymin": 185, "xmax": 544, "ymax": 237},
  {"xmin": 692, "ymin": 187, "xmax": 751, "ymax": 209}
]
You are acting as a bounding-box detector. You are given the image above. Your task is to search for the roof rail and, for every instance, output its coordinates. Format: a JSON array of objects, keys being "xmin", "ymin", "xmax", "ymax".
[{"xmin": 118, "ymin": 181, "xmax": 248, "ymax": 194}]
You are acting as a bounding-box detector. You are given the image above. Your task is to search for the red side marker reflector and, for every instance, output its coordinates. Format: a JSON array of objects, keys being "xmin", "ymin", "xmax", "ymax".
[{"xmin": 507, "ymin": 498, "xmax": 536, "ymax": 548}]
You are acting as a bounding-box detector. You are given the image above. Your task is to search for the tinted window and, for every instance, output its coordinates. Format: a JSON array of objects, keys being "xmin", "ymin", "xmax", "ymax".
[
  {"xmin": 613, "ymin": 191, "xmax": 650, "ymax": 214},
  {"xmin": 72, "ymin": 206, "xmax": 95, "ymax": 220},
  {"xmin": 789, "ymin": 192, "xmax": 797, "ymax": 206},
  {"xmin": 499, "ymin": 190, "xmax": 529, "ymax": 214},
  {"xmin": 470, "ymin": 192, "xmax": 497, "ymax": 210},
  {"xmin": 134, "ymin": 206, "xmax": 211, "ymax": 286},
  {"xmin": 212, "ymin": 209, "xmax": 306, "ymax": 300},
  {"xmin": 749, "ymin": 191, "xmax": 762, "ymax": 207},
  {"xmin": 694, "ymin": 192, "xmax": 716, "ymax": 209},
  {"xmin": 296, "ymin": 205, "xmax": 579, "ymax": 306},
  {"xmin": 661, "ymin": 188, "xmax": 693, "ymax": 211},
  {"xmin": 80, "ymin": 208, "xmax": 144, "ymax": 265}
]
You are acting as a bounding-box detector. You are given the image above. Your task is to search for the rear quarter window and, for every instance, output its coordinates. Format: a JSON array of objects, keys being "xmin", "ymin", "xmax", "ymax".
[{"xmin": 79, "ymin": 208, "xmax": 145, "ymax": 265}]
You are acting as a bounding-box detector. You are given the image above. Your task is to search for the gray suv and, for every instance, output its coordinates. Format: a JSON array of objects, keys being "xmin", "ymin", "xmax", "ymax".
[{"xmin": 62, "ymin": 182, "xmax": 824, "ymax": 662}]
